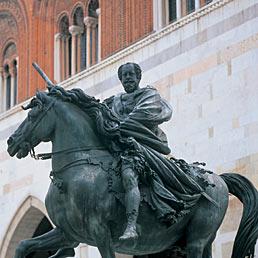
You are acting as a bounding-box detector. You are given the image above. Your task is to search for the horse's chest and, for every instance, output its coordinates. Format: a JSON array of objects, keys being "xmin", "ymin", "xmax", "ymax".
[{"xmin": 45, "ymin": 166, "xmax": 110, "ymax": 242}]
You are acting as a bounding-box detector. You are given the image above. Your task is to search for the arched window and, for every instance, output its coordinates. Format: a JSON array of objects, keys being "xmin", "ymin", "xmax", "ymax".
[
  {"xmin": 168, "ymin": 0, "xmax": 177, "ymax": 22},
  {"xmin": 1, "ymin": 43, "xmax": 18, "ymax": 112},
  {"xmin": 153, "ymin": 0, "xmax": 213, "ymax": 31},
  {"xmin": 54, "ymin": 2, "xmax": 100, "ymax": 83},
  {"xmin": 84, "ymin": 0, "xmax": 99, "ymax": 66},
  {"xmin": 70, "ymin": 6, "xmax": 86, "ymax": 74},
  {"xmin": 59, "ymin": 15, "xmax": 72, "ymax": 81},
  {"xmin": 186, "ymin": 0, "xmax": 195, "ymax": 13}
]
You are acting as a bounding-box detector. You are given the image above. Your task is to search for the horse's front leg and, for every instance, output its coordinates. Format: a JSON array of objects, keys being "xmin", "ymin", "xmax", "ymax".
[
  {"xmin": 95, "ymin": 226, "xmax": 116, "ymax": 258},
  {"xmin": 49, "ymin": 246, "xmax": 78, "ymax": 258},
  {"xmin": 14, "ymin": 227, "xmax": 77, "ymax": 258}
]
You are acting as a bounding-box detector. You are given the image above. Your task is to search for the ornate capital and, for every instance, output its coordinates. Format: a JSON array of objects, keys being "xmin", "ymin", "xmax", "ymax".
[
  {"xmin": 69, "ymin": 25, "xmax": 84, "ymax": 35},
  {"xmin": 84, "ymin": 16, "xmax": 98, "ymax": 28},
  {"xmin": 60, "ymin": 33, "xmax": 71, "ymax": 41},
  {"xmin": 96, "ymin": 8, "xmax": 101, "ymax": 17},
  {"xmin": 9, "ymin": 65, "xmax": 17, "ymax": 77},
  {"xmin": 55, "ymin": 33, "xmax": 62, "ymax": 41},
  {"xmin": 3, "ymin": 69, "xmax": 10, "ymax": 78}
]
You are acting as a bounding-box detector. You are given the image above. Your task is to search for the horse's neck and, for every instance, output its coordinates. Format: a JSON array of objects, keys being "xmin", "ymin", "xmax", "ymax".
[{"xmin": 51, "ymin": 102, "xmax": 103, "ymax": 169}]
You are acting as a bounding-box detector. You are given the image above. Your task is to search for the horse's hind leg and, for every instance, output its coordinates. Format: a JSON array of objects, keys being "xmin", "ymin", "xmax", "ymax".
[
  {"xmin": 187, "ymin": 176, "xmax": 228, "ymax": 258},
  {"xmin": 14, "ymin": 228, "xmax": 77, "ymax": 258}
]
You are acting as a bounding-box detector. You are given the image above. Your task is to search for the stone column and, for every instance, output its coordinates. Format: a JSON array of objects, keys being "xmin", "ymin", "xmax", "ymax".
[
  {"xmin": 9, "ymin": 64, "xmax": 16, "ymax": 107},
  {"xmin": 60, "ymin": 35, "xmax": 65, "ymax": 81},
  {"xmin": 54, "ymin": 33, "xmax": 61, "ymax": 83},
  {"xmin": 3, "ymin": 69, "xmax": 9, "ymax": 110},
  {"xmin": 153, "ymin": 0, "xmax": 164, "ymax": 31},
  {"xmin": 176, "ymin": 0, "xmax": 182, "ymax": 19},
  {"xmin": 77, "ymin": 33, "xmax": 81, "ymax": 72},
  {"xmin": 0, "ymin": 67, "xmax": 3, "ymax": 112},
  {"xmin": 84, "ymin": 16, "xmax": 98, "ymax": 67},
  {"xmin": 69, "ymin": 25, "xmax": 84, "ymax": 75},
  {"xmin": 91, "ymin": 22, "xmax": 98, "ymax": 65},
  {"xmin": 195, "ymin": 0, "xmax": 200, "ymax": 10},
  {"xmin": 96, "ymin": 8, "xmax": 101, "ymax": 62}
]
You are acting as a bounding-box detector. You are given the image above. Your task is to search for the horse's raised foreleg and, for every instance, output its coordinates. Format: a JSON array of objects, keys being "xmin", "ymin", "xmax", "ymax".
[{"xmin": 14, "ymin": 228, "xmax": 77, "ymax": 258}]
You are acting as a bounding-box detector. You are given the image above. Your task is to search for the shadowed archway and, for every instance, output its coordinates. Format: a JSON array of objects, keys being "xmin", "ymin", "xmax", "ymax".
[{"xmin": 0, "ymin": 196, "xmax": 56, "ymax": 258}]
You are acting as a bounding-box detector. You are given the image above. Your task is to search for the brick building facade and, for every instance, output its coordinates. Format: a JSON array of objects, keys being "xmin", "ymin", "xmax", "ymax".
[
  {"xmin": 0, "ymin": 0, "xmax": 154, "ymax": 109},
  {"xmin": 0, "ymin": 0, "xmax": 258, "ymax": 258}
]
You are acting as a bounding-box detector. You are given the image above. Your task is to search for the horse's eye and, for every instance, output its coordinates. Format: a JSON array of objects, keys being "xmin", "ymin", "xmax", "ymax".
[{"xmin": 28, "ymin": 110, "xmax": 37, "ymax": 121}]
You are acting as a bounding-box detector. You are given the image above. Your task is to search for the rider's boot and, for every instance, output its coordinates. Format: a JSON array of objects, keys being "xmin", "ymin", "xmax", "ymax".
[{"xmin": 119, "ymin": 209, "xmax": 139, "ymax": 240}]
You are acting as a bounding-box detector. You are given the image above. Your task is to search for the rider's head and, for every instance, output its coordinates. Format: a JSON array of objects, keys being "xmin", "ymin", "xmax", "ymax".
[{"xmin": 118, "ymin": 63, "xmax": 141, "ymax": 93}]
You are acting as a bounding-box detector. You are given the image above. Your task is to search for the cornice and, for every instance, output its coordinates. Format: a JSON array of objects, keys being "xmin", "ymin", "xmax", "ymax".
[
  {"xmin": 59, "ymin": 0, "xmax": 234, "ymax": 89},
  {"xmin": 0, "ymin": 0, "xmax": 233, "ymax": 121}
]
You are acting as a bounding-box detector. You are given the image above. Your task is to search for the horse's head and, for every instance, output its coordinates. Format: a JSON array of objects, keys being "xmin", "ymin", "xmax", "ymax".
[{"xmin": 7, "ymin": 91, "xmax": 56, "ymax": 159}]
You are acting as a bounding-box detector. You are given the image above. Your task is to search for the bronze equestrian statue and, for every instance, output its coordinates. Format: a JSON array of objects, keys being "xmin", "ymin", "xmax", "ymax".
[{"xmin": 7, "ymin": 63, "xmax": 258, "ymax": 258}]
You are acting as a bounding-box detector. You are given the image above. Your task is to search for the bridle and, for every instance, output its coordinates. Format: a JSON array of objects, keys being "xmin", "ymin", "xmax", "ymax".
[
  {"xmin": 25, "ymin": 98, "xmax": 105, "ymax": 160},
  {"xmin": 24, "ymin": 98, "xmax": 56, "ymax": 160},
  {"xmin": 31, "ymin": 146, "xmax": 106, "ymax": 160}
]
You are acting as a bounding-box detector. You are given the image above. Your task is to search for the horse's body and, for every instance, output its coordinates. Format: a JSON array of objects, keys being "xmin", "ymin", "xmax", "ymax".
[{"xmin": 7, "ymin": 90, "xmax": 258, "ymax": 258}]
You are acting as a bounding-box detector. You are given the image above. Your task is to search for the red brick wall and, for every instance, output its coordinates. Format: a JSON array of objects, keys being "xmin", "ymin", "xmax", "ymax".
[
  {"xmin": 101, "ymin": 0, "xmax": 153, "ymax": 59},
  {"xmin": 0, "ymin": 0, "xmax": 153, "ymax": 102}
]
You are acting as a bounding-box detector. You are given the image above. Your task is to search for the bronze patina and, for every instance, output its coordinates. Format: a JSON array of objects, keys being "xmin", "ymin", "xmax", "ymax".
[{"xmin": 7, "ymin": 63, "xmax": 258, "ymax": 258}]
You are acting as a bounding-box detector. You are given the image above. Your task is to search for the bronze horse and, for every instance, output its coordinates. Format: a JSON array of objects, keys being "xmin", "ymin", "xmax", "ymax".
[{"xmin": 7, "ymin": 88, "xmax": 258, "ymax": 258}]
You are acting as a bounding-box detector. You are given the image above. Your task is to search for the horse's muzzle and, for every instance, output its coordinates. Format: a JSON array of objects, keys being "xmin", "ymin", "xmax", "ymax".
[
  {"xmin": 7, "ymin": 136, "xmax": 30, "ymax": 158},
  {"xmin": 7, "ymin": 136, "xmax": 18, "ymax": 157}
]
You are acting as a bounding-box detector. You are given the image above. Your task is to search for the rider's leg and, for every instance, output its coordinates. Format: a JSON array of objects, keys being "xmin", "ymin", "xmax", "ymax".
[
  {"xmin": 14, "ymin": 227, "xmax": 77, "ymax": 258},
  {"xmin": 119, "ymin": 163, "xmax": 141, "ymax": 240}
]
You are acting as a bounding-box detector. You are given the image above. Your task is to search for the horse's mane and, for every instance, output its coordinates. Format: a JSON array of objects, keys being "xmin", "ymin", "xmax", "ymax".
[{"xmin": 48, "ymin": 86, "xmax": 120, "ymax": 140}]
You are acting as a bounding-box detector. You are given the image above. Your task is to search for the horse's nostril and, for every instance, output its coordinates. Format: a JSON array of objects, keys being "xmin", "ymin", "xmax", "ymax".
[{"xmin": 7, "ymin": 137, "xmax": 13, "ymax": 145}]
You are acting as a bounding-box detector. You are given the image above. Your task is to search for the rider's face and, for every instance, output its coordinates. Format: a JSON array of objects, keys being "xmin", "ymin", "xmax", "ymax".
[{"xmin": 121, "ymin": 64, "xmax": 140, "ymax": 93}]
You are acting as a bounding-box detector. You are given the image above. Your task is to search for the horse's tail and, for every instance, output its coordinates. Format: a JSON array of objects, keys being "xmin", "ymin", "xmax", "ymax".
[{"xmin": 220, "ymin": 173, "xmax": 258, "ymax": 258}]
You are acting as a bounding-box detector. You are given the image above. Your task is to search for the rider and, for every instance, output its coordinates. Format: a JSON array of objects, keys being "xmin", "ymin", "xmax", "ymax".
[{"xmin": 104, "ymin": 63, "xmax": 172, "ymax": 240}]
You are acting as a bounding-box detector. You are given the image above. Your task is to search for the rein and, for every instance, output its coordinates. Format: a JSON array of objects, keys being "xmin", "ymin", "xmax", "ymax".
[
  {"xmin": 30, "ymin": 146, "xmax": 106, "ymax": 160},
  {"xmin": 26, "ymin": 98, "xmax": 106, "ymax": 160}
]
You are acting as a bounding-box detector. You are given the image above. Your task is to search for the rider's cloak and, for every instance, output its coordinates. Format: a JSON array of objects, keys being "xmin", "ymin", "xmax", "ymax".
[{"xmin": 104, "ymin": 86, "xmax": 205, "ymax": 223}]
